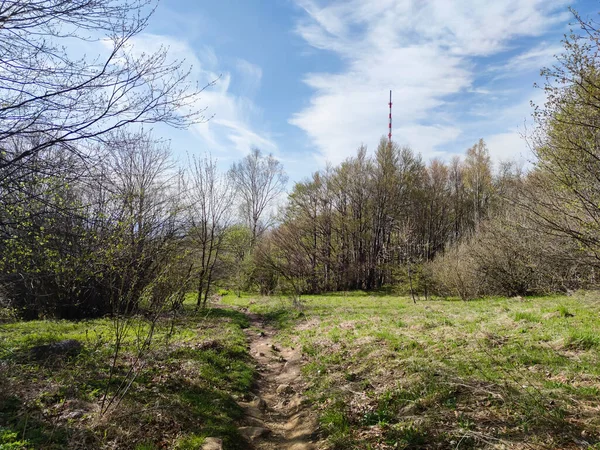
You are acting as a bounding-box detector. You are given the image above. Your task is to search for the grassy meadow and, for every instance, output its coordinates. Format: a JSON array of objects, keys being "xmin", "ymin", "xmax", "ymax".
[
  {"xmin": 1, "ymin": 292, "xmax": 600, "ymax": 449},
  {"xmin": 0, "ymin": 299, "xmax": 255, "ymax": 450},
  {"xmin": 224, "ymin": 292, "xmax": 600, "ymax": 449}
]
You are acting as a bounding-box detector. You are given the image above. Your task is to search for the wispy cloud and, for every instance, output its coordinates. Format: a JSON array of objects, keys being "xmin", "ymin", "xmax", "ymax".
[
  {"xmin": 502, "ymin": 42, "xmax": 563, "ymax": 74},
  {"xmin": 126, "ymin": 33, "xmax": 275, "ymax": 156},
  {"xmin": 235, "ymin": 59, "xmax": 263, "ymax": 96},
  {"xmin": 290, "ymin": 0, "xmax": 570, "ymax": 165}
]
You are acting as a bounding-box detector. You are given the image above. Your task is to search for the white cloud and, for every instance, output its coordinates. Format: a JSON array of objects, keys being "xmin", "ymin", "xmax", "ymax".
[
  {"xmin": 291, "ymin": 0, "xmax": 570, "ymax": 165},
  {"xmin": 485, "ymin": 89, "xmax": 547, "ymax": 163},
  {"xmin": 124, "ymin": 33, "xmax": 275, "ymax": 157},
  {"xmin": 486, "ymin": 131, "xmax": 530, "ymax": 163},
  {"xmin": 503, "ymin": 42, "xmax": 563, "ymax": 73}
]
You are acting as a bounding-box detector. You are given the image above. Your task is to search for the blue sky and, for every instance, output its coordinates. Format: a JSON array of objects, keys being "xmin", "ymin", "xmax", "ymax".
[{"xmin": 134, "ymin": 0, "xmax": 596, "ymax": 182}]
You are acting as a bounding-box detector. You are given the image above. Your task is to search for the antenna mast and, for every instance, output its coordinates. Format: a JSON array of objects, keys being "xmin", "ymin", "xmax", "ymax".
[{"xmin": 388, "ymin": 90, "xmax": 392, "ymax": 146}]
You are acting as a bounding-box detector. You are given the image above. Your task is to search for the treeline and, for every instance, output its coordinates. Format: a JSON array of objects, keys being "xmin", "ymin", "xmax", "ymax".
[
  {"xmin": 255, "ymin": 138, "xmax": 503, "ymax": 294},
  {"xmin": 258, "ymin": 128, "xmax": 593, "ymax": 299}
]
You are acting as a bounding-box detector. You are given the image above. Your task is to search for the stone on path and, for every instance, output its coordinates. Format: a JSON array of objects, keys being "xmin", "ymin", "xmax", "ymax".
[
  {"xmin": 288, "ymin": 444, "xmax": 315, "ymax": 450},
  {"xmin": 276, "ymin": 383, "xmax": 294, "ymax": 395},
  {"xmin": 238, "ymin": 426, "xmax": 271, "ymax": 441}
]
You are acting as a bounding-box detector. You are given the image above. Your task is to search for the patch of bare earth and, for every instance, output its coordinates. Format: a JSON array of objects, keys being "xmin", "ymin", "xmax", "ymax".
[{"xmin": 236, "ymin": 312, "xmax": 322, "ymax": 449}]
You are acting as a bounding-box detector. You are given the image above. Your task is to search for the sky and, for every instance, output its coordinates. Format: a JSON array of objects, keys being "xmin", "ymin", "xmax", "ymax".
[{"xmin": 133, "ymin": 0, "xmax": 597, "ymax": 182}]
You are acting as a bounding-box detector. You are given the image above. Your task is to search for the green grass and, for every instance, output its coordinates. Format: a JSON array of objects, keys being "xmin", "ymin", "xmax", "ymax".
[
  {"xmin": 224, "ymin": 292, "xmax": 600, "ymax": 448},
  {"xmin": 565, "ymin": 329, "xmax": 600, "ymax": 350},
  {"xmin": 0, "ymin": 301, "xmax": 254, "ymax": 450},
  {"xmin": 5, "ymin": 291, "xmax": 600, "ymax": 449},
  {"xmin": 513, "ymin": 311, "xmax": 542, "ymax": 322}
]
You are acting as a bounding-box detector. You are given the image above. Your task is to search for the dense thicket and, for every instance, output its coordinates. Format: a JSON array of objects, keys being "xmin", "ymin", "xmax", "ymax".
[{"xmin": 0, "ymin": 133, "xmax": 189, "ymax": 318}]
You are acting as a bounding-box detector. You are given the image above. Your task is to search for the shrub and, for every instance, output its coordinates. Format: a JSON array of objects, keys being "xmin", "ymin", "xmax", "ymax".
[
  {"xmin": 429, "ymin": 211, "xmax": 592, "ymax": 299},
  {"xmin": 428, "ymin": 241, "xmax": 482, "ymax": 300}
]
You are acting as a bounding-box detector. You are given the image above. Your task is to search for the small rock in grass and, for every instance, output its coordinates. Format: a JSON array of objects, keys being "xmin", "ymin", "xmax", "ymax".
[
  {"xmin": 62, "ymin": 410, "xmax": 84, "ymax": 420},
  {"xmin": 202, "ymin": 437, "xmax": 223, "ymax": 450},
  {"xmin": 197, "ymin": 340, "xmax": 224, "ymax": 351}
]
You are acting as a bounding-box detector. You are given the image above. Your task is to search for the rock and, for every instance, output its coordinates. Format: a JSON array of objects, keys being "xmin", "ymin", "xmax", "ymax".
[
  {"xmin": 201, "ymin": 437, "xmax": 223, "ymax": 450},
  {"xmin": 543, "ymin": 311, "xmax": 561, "ymax": 320},
  {"xmin": 30, "ymin": 339, "xmax": 82, "ymax": 360},
  {"xmin": 237, "ymin": 401, "xmax": 265, "ymax": 421},
  {"xmin": 287, "ymin": 394, "xmax": 304, "ymax": 411},
  {"xmin": 283, "ymin": 359, "xmax": 300, "ymax": 371},
  {"xmin": 276, "ymin": 384, "xmax": 294, "ymax": 395},
  {"xmin": 242, "ymin": 415, "xmax": 265, "ymax": 427},
  {"xmin": 251, "ymin": 396, "xmax": 268, "ymax": 411},
  {"xmin": 238, "ymin": 426, "xmax": 270, "ymax": 441},
  {"xmin": 288, "ymin": 444, "xmax": 315, "ymax": 450}
]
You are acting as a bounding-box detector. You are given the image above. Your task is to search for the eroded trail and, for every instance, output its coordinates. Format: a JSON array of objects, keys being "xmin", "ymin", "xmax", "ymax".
[{"xmin": 237, "ymin": 312, "xmax": 320, "ymax": 450}]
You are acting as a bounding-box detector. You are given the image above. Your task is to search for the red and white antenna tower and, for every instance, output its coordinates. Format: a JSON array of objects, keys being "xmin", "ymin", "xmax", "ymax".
[{"xmin": 388, "ymin": 90, "xmax": 392, "ymax": 146}]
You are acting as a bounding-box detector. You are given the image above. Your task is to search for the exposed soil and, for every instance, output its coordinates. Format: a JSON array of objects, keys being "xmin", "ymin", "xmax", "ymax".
[{"xmin": 237, "ymin": 311, "xmax": 321, "ymax": 450}]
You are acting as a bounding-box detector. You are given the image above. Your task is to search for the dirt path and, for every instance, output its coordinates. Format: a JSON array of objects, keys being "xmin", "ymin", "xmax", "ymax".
[{"xmin": 236, "ymin": 312, "xmax": 321, "ymax": 450}]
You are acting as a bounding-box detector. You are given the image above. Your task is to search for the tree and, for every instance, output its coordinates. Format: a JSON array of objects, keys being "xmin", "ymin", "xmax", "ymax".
[
  {"xmin": 464, "ymin": 139, "xmax": 493, "ymax": 230},
  {"xmin": 422, "ymin": 159, "xmax": 451, "ymax": 260},
  {"xmin": 0, "ymin": 0, "xmax": 213, "ymax": 172},
  {"xmin": 525, "ymin": 8, "xmax": 600, "ymax": 263},
  {"xmin": 229, "ymin": 149, "xmax": 288, "ymax": 244},
  {"xmin": 101, "ymin": 130, "xmax": 184, "ymax": 313},
  {"xmin": 254, "ymin": 225, "xmax": 312, "ymax": 300},
  {"xmin": 370, "ymin": 139, "xmax": 400, "ymax": 288},
  {"xmin": 448, "ymin": 156, "xmax": 468, "ymax": 243},
  {"xmin": 222, "ymin": 225, "xmax": 254, "ymax": 297},
  {"xmin": 188, "ymin": 155, "xmax": 234, "ymax": 307}
]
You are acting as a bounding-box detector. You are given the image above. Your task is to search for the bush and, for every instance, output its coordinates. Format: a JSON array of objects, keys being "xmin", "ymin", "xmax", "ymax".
[
  {"xmin": 428, "ymin": 241, "xmax": 482, "ymax": 300},
  {"xmin": 429, "ymin": 212, "xmax": 592, "ymax": 299}
]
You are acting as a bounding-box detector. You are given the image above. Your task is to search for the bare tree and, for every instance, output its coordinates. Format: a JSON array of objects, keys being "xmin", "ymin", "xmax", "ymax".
[
  {"xmin": 189, "ymin": 155, "xmax": 235, "ymax": 307},
  {"xmin": 96, "ymin": 130, "xmax": 185, "ymax": 314},
  {"xmin": 254, "ymin": 225, "xmax": 312, "ymax": 301},
  {"xmin": 464, "ymin": 139, "xmax": 493, "ymax": 230},
  {"xmin": 229, "ymin": 149, "xmax": 288, "ymax": 244},
  {"xmin": 0, "ymin": 0, "xmax": 214, "ymax": 171}
]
